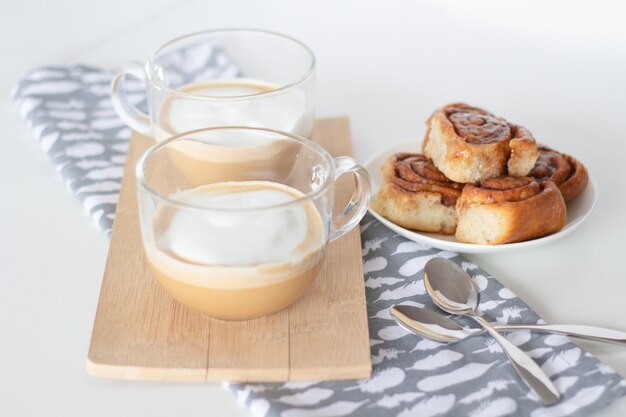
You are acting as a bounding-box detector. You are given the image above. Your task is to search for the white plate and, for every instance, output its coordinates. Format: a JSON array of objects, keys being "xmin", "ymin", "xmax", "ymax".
[{"xmin": 365, "ymin": 141, "xmax": 598, "ymax": 254}]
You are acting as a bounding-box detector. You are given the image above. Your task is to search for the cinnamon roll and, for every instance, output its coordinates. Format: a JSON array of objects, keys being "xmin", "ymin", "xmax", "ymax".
[
  {"xmin": 455, "ymin": 177, "xmax": 566, "ymax": 244},
  {"xmin": 423, "ymin": 103, "xmax": 539, "ymax": 183},
  {"xmin": 372, "ymin": 153, "xmax": 464, "ymax": 234},
  {"xmin": 529, "ymin": 146, "xmax": 588, "ymax": 203}
]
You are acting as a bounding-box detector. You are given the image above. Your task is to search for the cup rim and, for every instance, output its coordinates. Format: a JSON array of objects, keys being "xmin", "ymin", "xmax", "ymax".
[
  {"xmin": 136, "ymin": 126, "xmax": 335, "ymax": 212},
  {"xmin": 145, "ymin": 28, "xmax": 316, "ymax": 101}
]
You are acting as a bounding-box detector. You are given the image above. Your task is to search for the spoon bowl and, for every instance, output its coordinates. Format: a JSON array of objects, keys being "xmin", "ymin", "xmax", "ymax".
[
  {"xmin": 423, "ymin": 257, "xmax": 478, "ymax": 315},
  {"xmin": 390, "ymin": 304, "xmax": 476, "ymax": 343}
]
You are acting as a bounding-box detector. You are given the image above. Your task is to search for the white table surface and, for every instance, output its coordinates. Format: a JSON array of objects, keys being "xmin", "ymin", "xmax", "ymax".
[{"xmin": 2, "ymin": 1, "xmax": 625, "ymax": 416}]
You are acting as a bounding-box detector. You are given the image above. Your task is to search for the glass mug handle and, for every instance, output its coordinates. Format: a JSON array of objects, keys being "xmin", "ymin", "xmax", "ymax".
[
  {"xmin": 110, "ymin": 62, "xmax": 152, "ymax": 135},
  {"xmin": 330, "ymin": 156, "xmax": 372, "ymax": 242}
]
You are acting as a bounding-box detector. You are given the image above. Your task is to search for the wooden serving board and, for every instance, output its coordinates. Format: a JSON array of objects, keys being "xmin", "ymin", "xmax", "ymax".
[{"xmin": 87, "ymin": 117, "xmax": 372, "ymax": 382}]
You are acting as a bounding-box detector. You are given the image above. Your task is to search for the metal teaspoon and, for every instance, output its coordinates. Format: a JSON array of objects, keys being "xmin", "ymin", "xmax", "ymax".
[
  {"xmin": 423, "ymin": 257, "xmax": 561, "ymax": 405},
  {"xmin": 390, "ymin": 304, "xmax": 626, "ymax": 345}
]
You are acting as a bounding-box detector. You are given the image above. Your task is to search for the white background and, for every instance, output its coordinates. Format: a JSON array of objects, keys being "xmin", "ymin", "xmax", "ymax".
[{"xmin": 1, "ymin": 0, "xmax": 625, "ymax": 416}]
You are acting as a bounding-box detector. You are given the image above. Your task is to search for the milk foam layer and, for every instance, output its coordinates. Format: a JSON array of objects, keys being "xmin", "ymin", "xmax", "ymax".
[
  {"xmin": 160, "ymin": 182, "xmax": 316, "ymax": 266},
  {"xmin": 146, "ymin": 181, "xmax": 325, "ymax": 290},
  {"xmin": 155, "ymin": 79, "xmax": 310, "ymax": 139}
]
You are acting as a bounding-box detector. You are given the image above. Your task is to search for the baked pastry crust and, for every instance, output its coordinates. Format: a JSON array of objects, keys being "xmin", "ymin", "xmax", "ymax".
[
  {"xmin": 455, "ymin": 177, "xmax": 566, "ymax": 244},
  {"xmin": 372, "ymin": 153, "xmax": 464, "ymax": 234},
  {"xmin": 529, "ymin": 146, "xmax": 589, "ymax": 203},
  {"xmin": 423, "ymin": 103, "xmax": 539, "ymax": 183},
  {"xmin": 507, "ymin": 124, "xmax": 540, "ymax": 177}
]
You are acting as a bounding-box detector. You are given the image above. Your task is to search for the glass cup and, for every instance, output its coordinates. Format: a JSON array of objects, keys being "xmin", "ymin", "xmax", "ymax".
[
  {"xmin": 111, "ymin": 29, "xmax": 315, "ymax": 138},
  {"xmin": 136, "ymin": 127, "xmax": 371, "ymax": 320}
]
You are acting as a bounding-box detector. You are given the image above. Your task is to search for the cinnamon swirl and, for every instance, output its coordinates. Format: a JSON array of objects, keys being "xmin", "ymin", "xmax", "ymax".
[
  {"xmin": 423, "ymin": 103, "xmax": 539, "ymax": 183},
  {"xmin": 455, "ymin": 177, "xmax": 566, "ymax": 244},
  {"xmin": 372, "ymin": 153, "xmax": 464, "ymax": 234},
  {"xmin": 529, "ymin": 146, "xmax": 588, "ymax": 203}
]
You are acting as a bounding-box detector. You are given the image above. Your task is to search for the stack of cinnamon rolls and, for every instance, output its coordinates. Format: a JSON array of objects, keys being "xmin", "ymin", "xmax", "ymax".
[{"xmin": 372, "ymin": 103, "xmax": 588, "ymax": 244}]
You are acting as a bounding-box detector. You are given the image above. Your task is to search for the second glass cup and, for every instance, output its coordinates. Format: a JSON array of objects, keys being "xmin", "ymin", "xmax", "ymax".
[
  {"xmin": 136, "ymin": 127, "xmax": 371, "ymax": 320},
  {"xmin": 111, "ymin": 29, "xmax": 316, "ymax": 138}
]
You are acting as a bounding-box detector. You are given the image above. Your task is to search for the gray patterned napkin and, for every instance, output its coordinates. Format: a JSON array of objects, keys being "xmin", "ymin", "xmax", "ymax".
[
  {"xmin": 226, "ymin": 216, "xmax": 626, "ymax": 416},
  {"xmin": 12, "ymin": 50, "xmax": 237, "ymax": 236},
  {"xmin": 13, "ymin": 66, "xmax": 626, "ymax": 417},
  {"xmin": 13, "ymin": 65, "xmax": 135, "ymax": 236}
]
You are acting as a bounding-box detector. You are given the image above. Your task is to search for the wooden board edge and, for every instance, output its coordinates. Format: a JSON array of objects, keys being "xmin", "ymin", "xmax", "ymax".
[
  {"xmin": 85, "ymin": 358, "xmax": 207, "ymax": 382},
  {"xmin": 206, "ymin": 368, "xmax": 289, "ymax": 383}
]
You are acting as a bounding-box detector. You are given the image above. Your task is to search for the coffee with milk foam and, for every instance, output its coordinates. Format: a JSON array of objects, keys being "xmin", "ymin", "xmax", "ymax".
[
  {"xmin": 143, "ymin": 180, "xmax": 326, "ymax": 320},
  {"xmin": 150, "ymin": 79, "xmax": 311, "ymax": 187}
]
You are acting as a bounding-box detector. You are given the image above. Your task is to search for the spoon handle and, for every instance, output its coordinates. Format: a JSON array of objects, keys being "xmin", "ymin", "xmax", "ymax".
[
  {"xmin": 471, "ymin": 314, "xmax": 561, "ymax": 405},
  {"xmin": 493, "ymin": 324, "xmax": 626, "ymax": 345}
]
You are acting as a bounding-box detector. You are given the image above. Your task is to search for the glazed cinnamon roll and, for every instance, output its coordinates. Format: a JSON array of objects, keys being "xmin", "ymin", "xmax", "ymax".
[
  {"xmin": 529, "ymin": 146, "xmax": 588, "ymax": 203},
  {"xmin": 423, "ymin": 103, "xmax": 539, "ymax": 183},
  {"xmin": 372, "ymin": 153, "xmax": 464, "ymax": 234},
  {"xmin": 455, "ymin": 177, "xmax": 566, "ymax": 244}
]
